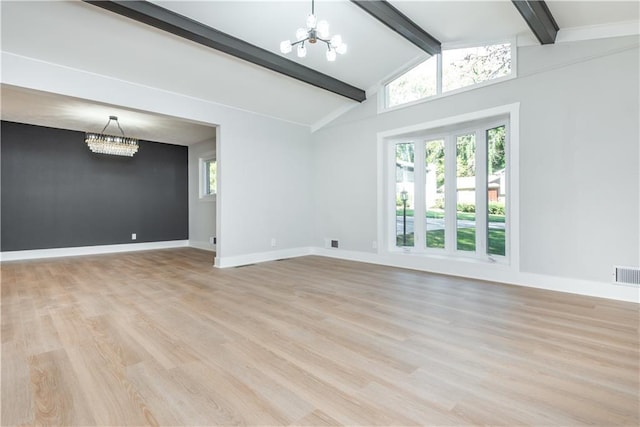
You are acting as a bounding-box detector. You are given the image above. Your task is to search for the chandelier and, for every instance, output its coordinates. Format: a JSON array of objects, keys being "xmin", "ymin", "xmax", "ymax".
[
  {"xmin": 86, "ymin": 115, "xmax": 139, "ymax": 157},
  {"xmin": 280, "ymin": 0, "xmax": 347, "ymax": 61}
]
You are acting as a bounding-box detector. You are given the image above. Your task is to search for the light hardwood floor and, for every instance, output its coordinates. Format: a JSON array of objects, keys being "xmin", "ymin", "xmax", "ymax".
[{"xmin": 1, "ymin": 248, "xmax": 638, "ymax": 426}]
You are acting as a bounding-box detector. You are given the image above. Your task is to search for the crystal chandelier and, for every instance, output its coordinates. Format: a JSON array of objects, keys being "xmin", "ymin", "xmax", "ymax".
[
  {"xmin": 86, "ymin": 116, "xmax": 139, "ymax": 157},
  {"xmin": 280, "ymin": 0, "xmax": 347, "ymax": 61}
]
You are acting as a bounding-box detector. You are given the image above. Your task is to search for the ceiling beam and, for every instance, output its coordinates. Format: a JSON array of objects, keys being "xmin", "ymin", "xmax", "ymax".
[
  {"xmin": 350, "ymin": 0, "xmax": 441, "ymax": 56},
  {"xmin": 81, "ymin": 0, "xmax": 366, "ymax": 103},
  {"xmin": 512, "ymin": 0, "xmax": 559, "ymax": 44}
]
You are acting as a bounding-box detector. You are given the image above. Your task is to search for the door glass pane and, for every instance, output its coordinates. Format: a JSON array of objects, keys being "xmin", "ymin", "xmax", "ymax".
[
  {"xmin": 487, "ymin": 126, "xmax": 506, "ymax": 256},
  {"xmin": 395, "ymin": 143, "xmax": 414, "ymax": 247},
  {"xmin": 425, "ymin": 139, "xmax": 445, "ymax": 249},
  {"xmin": 456, "ymin": 134, "xmax": 476, "ymax": 251}
]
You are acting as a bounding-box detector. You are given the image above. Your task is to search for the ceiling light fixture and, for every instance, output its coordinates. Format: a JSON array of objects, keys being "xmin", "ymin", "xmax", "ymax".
[
  {"xmin": 86, "ymin": 115, "xmax": 139, "ymax": 157},
  {"xmin": 280, "ymin": 0, "xmax": 347, "ymax": 62}
]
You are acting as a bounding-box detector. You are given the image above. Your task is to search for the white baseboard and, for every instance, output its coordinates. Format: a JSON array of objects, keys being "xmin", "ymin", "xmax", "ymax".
[
  {"xmin": 189, "ymin": 240, "xmax": 216, "ymax": 252},
  {"xmin": 215, "ymin": 247, "xmax": 312, "ymax": 268},
  {"xmin": 311, "ymin": 247, "xmax": 640, "ymax": 303},
  {"xmin": 218, "ymin": 245, "xmax": 640, "ymax": 303},
  {"xmin": 0, "ymin": 240, "xmax": 189, "ymax": 262}
]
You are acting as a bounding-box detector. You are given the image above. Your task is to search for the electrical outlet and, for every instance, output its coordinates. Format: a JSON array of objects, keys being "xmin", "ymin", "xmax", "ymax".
[
  {"xmin": 271, "ymin": 238, "xmax": 277, "ymax": 247},
  {"xmin": 209, "ymin": 236, "xmax": 214, "ymax": 245},
  {"xmin": 131, "ymin": 233, "xmax": 137, "ymax": 240},
  {"xmin": 372, "ymin": 241, "xmax": 378, "ymax": 249},
  {"xmin": 213, "ymin": 237, "xmax": 217, "ymax": 244},
  {"xmin": 331, "ymin": 240, "xmax": 339, "ymax": 248},
  {"xmin": 324, "ymin": 238, "xmax": 330, "ymax": 248}
]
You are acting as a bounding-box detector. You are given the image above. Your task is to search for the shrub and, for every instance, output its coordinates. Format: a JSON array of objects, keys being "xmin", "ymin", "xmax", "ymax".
[
  {"xmin": 454, "ymin": 202, "xmax": 504, "ymax": 215},
  {"xmin": 488, "ymin": 202, "xmax": 505, "ymax": 215},
  {"xmin": 457, "ymin": 203, "xmax": 476, "ymax": 213}
]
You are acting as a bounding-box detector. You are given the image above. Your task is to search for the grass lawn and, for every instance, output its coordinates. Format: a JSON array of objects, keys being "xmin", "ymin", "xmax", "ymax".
[
  {"xmin": 396, "ymin": 208, "xmax": 505, "ymax": 223},
  {"xmin": 396, "ymin": 228, "xmax": 505, "ymax": 256}
]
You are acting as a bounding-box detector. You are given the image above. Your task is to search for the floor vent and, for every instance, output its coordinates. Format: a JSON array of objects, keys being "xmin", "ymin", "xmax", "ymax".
[{"xmin": 613, "ymin": 266, "xmax": 640, "ymax": 286}]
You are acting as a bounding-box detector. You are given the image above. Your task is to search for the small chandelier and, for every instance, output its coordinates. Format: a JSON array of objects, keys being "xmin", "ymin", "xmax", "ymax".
[
  {"xmin": 86, "ymin": 115, "xmax": 139, "ymax": 157},
  {"xmin": 280, "ymin": 0, "xmax": 347, "ymax": 61}
]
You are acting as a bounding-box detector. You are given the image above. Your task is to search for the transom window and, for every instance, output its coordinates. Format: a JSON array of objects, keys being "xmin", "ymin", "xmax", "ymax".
[
  {"xmin": 385, "ymin": 42, "xmax": 513, "ymax": 109},
  {"xmin": 388, "ymin": 116, "xmax": 510, "ymax": 262}
]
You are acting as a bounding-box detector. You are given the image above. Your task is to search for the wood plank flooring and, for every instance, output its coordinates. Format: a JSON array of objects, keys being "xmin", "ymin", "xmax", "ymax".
[{"xmin": 1, "ymin": 248, "xmax": 638, "ymax": 426}]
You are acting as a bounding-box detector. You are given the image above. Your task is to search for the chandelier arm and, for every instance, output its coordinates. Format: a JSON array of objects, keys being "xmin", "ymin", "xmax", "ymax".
[
  {"xmin": 114, "ymin": 120, "xmax": 126, "ymax": 137},
  {"xmin": 99, "ymin": 116, "xmax": 127, "ymax": 137},
  {"xmin": 314, "ymin": 38, "xmax": 333, "ymax": 50},
  {"xmin": 291, "ymin": 38, "xmax": 309, "ymax": 47},
  {"xmin": 100, "ymin": 118, "xmax": 112, "ymax": 134}
]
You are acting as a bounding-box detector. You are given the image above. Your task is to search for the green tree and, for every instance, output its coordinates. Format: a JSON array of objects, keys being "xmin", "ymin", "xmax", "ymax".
[
  {"xmin": 456, "ymin": 134, "xmax": 475, "ymax": 177},
  {"xmin": 396, "ymin": 143, "xmax": 414, "ymax": 163},
  {"xmin": 444, "ymin": 44, "xmax": 511, "ymax": 91},
  {"xmin": 487, "ymin": 126, "xmax": 506, "ymax": 174},
  {"xmin": 387, "ymin": 57, "xmax": 437, "ymax": 107},
  {"xmin": 426, "ymin": 140, "xmax": 445, "ymax": 188}
]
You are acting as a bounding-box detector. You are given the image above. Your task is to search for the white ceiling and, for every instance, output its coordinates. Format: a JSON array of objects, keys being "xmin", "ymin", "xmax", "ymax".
[
  {"xmin": 0, "ymin": 85, "xmax": 216, "ymax": 145},
  {"xmin": 1, "ymin": 0, "xmax": 638, "ymax": 142}
]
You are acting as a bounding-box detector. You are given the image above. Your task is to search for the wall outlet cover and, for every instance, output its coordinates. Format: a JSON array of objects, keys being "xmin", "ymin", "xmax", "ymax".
[{"xmin": 331, "ymin": 240, "xmax": 339, "ymax": 248}]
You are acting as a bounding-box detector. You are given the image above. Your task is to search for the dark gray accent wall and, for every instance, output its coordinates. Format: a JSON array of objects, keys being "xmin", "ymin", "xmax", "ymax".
[{"xmin": 1, "ymin": 121, "xmax": 188, "ymax": 251}]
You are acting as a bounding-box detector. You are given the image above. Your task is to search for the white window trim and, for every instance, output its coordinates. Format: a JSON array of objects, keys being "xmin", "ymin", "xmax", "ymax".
[
  {"xmin": 199, "ymin": 151, "xmax": 217, "ymax": 202},
  {"xmin": 379, "ymin": 39, "xmax": 518, "ymax": 114},
  {"xmin": 377, "ymin": 103, "xmax": 520, "ymax": 271}
]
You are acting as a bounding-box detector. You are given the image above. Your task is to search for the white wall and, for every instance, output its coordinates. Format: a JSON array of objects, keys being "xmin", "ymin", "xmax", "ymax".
[
  {"xmin": 216, "ymin": 112, "xmax": 313, "ymax": 263},
  {"xmin": 516, "ymin": 39, "xmax": 638, "ymax": 282},
  {"xmin": 189, "ymin": 138, "xmax": 217, "ymax": 251},
  {"xmin": 311, "ymin": 36, "xmax": 639, "ymax": 302}
]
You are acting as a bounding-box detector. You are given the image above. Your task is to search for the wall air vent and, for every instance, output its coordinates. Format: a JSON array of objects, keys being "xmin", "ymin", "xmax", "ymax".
[{"xmin": 613, "ymin": 266, "xmax": 640, "ymax": 286}]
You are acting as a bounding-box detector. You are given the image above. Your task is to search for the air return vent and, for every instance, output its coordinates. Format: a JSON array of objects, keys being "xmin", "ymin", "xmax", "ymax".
[{"xmin": 613, "ymin": 266, "xmax": 640, "ymax": 286}]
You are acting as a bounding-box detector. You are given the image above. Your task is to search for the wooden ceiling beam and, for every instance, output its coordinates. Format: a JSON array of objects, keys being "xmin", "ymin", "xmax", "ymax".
[
  {"xmin": 82, "ymin": 0, "xmax": 366, "ymax": 102},
  {"xmin": 350, "ymin": 0, "xmax": 441, "ymax": 56},
  {"xmin": 512, "ymin": 0, "xmax": 559, "ymax": 44}
]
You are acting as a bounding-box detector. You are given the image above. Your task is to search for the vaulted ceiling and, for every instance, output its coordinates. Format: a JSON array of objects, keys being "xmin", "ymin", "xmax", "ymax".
[{"xmin": 1, "ymin": 0, "xmax": 638, "ymax": 141}]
